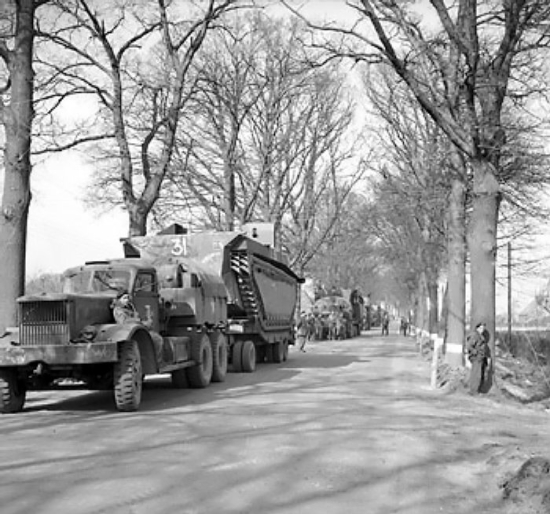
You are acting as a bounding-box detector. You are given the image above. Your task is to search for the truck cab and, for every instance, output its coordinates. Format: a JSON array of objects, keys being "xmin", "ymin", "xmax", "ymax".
[
  {"xmin": 62, "ymin": 259, "xmax": 161, "ymax": 332},
  {"xmin": 0, "ymin": 258, "xmax": 225, "ymax": 414}
]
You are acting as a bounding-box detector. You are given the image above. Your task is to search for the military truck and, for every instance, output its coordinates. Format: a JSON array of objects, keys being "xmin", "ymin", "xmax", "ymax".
[
  {"xmin": 312, "ymin": 295, "xmax": 357, "ymax": 340},
  {"xmin": 0, "ymin": 226, "xmax": 301, "ymax": 413}
]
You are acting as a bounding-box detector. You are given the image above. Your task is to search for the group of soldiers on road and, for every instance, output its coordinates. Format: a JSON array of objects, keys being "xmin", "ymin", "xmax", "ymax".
[
  {"xmin": 297, "ymin": 282, "xmax": 413, "ymax": 350},
  {"xmin": 301, "ymin": 280, "xmax": 491, "ymax": 396}
]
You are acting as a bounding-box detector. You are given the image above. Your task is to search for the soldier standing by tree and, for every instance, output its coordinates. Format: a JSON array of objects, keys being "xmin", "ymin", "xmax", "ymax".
[{"xmin": 465, "ymin": 322, "xmax": 491, "ymax": 395}]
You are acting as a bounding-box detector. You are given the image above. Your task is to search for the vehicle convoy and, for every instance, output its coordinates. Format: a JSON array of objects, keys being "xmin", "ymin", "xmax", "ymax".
[
  {"xmin": 311, "ymin": 295, "xmax": 360, "ymax": 340},
  {"xmin": 0, "ymin": 225, "xmax": 302, "ymax": 413}
]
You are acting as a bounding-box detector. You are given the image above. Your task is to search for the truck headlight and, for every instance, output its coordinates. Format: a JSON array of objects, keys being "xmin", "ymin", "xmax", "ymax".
[{"xmin": 77, "ymin": 325, "xmax": 98, "ymax": 343}]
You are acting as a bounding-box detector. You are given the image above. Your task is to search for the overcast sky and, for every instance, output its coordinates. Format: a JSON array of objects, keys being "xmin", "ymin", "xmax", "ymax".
[{"xmin": 27, "ymin": 152, "xmax": 127, "ymax": 276}]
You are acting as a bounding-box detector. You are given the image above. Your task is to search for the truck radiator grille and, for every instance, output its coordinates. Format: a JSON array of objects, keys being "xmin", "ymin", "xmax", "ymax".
[
  {"xmin": 19, "ymin": 300, "xmax": 70, "ymax": 346},
  {"xmin": 230, "ymin": 251, "xmax": 258, "ymax": 314}
]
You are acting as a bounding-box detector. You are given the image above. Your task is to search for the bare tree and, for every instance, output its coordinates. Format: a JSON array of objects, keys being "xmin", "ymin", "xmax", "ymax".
[
  {"xmin": 305, "ymin": 191, "xmax": 380, "ymax": 293},
  {"xmin": 0, "ymin": 0, "xmax": 48, "ymax": 330},
  {"xmin": 364, "ymin": 97, "xmax": 448, "ymax": 339},
  {"xmin": 364, "ymin": 66, "xmax": 465, "ymax": 357},
  {"xmin": 365, "ymin": 49, "xmax": 550, "ymax": 364},
  {"xmin": 286, "ymin": 0, "xmax": 550, "ymax": 373},
  {"xmin": 37, "ymin": 0, "xmax": 241, "ymax": 236},
  {"xmin": 155, "ymin": 12, "xmax": 267, "ymax": 231},
  {"xmin": 156, "ymin": 13, "xmax": 365, "ymax": 263}
]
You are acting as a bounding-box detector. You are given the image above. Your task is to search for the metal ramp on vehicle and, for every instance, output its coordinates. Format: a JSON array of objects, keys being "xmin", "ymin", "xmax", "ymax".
[{"xmin": 230, "ymin": 250, "xmax": 258, "ymax": 315}]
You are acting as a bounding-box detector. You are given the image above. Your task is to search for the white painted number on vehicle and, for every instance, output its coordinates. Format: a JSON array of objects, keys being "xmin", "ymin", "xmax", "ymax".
[{"xmin": 171, "ymin": 237, "xmax": 187, "ymax": 256}]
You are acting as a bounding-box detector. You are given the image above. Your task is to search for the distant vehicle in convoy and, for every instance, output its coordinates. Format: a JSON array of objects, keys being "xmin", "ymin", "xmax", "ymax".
[
  {"xmin": 0, "ymin": 225, "xmax": 302, "ymax": 413},
  {"xmin": 311, "ymin": 295, "xmax": 360, "ymax": 340}
]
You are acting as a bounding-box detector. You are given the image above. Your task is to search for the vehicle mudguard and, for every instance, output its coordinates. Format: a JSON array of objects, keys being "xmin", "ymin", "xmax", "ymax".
[
  {"xmin": 93, "ymin": 322, "xmax": 148, "ymax": 344},
  {"xmin": 93, "ymin": 323, "xmax": 160, "ymax": 374}
]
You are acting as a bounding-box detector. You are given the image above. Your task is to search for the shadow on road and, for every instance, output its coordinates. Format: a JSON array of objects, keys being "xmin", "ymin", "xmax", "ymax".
[
  {"xmin": 8, "ymin": 334, "xmax": 420, "ymax": 425},
  {"xmin": 283, "ymin": 350, "xmax": 361, "ymax": 369},
  {"xmin": 16, "ymin": 350, "xmax": 361, "ymax": 417}
]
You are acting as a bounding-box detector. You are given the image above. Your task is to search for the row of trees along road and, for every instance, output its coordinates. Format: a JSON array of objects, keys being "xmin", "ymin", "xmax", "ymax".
[
  {"xmin": 286, "ymin": 0, "xmax": 550, "ymax": 371},
  {"xmin": 0, "ymin": 1, "xmax": 363, "ymax": 331},
  {"xmin": 2, "ymin": 0, "xmax": 550, "ymax": 385}
]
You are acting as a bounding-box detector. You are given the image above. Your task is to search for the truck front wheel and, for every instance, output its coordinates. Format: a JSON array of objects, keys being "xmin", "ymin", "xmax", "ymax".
[
  {"xmin": 186, "ymin": 334, "xmax": 213, "ymax": 388},
  {"xmin": 114, "ymin": 340, "xmax": 143, "ymax": 412},
  {"xmin": 210, "ymin": 332, "xmax": 228, "ymax": 383},
  {"xmin": 0, "ymin": 369, "xmax": 26, "ymax": 414}
]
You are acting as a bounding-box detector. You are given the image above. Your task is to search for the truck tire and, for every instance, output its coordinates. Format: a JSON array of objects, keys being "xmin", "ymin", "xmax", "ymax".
[
  {"xmin": 114, "ymin": 340, "xmax": 143, "ymax": 412},
  {"xmin": 282, "ymin": 340, "xmax": 289, "ymax": 362},
  {"xmin": 210, "ymin": 332, "xmax": 228, "ymax": 383},
  {"xmin": 271, "ymin": 341, "xmax": 284, "ymax": 363},
  {"xmin": 186, "ymin": 334, "xmax": 213, "ymax": 388},
  {"xmin": 0, "ymin": 369, "xmax": 26, "ymax": 414},
  {"xmin": 232, "ymin": 341, "xmax": 243, "ymax": 372},
  {"xmin": 241, "ymin": 340, "xmax": 256, "ymax": 373}
]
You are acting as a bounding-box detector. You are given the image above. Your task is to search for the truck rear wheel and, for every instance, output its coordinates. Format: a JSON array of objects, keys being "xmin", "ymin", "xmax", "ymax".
[
  {"xmin": 186, "ymin": 334, "xmax": 213, "ymax": 388},
  {"xmin": 241, "ymin": 340, "xmax": 256, "ymax": 372},
  {"xmin": 271, "ymin": 341, "xmax": 284, "ymax": 363},
  {"xmin": 232, "ymin": 340, "xmax": 256, "ymax": 373},
  {"xmin": 114, "ymin": 340, "xmax": 142, "ymax": 412},
  {"xmin": 232, "ymin": 341, "xmax": 243, "ymax": 372},
  {"xmin": 210, "ymin": 332, "xmax": 228, "ymax": 383},
  {"xmin": 0, "ymin": 369, "xmax": 26, "ymax": 414}
]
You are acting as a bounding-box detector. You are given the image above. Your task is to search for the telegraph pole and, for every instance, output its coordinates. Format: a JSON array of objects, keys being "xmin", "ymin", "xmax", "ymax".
[{"xmin": 508, "ymin": 243, "xmax": 512, "ymax": 343}]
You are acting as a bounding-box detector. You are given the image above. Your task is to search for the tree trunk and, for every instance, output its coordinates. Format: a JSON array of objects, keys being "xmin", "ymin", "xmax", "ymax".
[
  {"xmin": 445, "ymin": 177, "xmax": 466, "ymax": 366},
  {"xmin": 428, "ymin": 279, "xmax": 438, "ymax": 338},
  {"xmin": 0, "ymin": 0, "xmax": 35, "ymax": 331},
  {"xmin": 223, "ymin": 121, "xmax": 237, "ymax": 231},
  {"xmin": 415, "ymin": 272, "xmax": 429, "ymax": 352},
  {"xmin": 468, "ymin": 158, "xmax": 499, "ymax": 374},
  {"xmin": 223, "ymin": 163, "xmax": 235, "ymax": 231},
  {"xmin": 128, "ymin": 203, "xmax": 148, "ymax": 237}
]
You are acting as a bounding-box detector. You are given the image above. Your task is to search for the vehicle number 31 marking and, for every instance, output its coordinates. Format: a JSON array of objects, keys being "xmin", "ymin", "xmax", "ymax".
[{"xmin": 171, "ymin": 237, "xmax": 187, "ymax": 256}]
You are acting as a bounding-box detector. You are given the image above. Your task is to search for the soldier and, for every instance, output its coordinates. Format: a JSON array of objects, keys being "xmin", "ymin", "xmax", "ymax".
[
  {"xmin": 111, "ymin": 290, "xmax": 141, "ymax": 324},
  {"xmin": 327, "ymin": 311, "xmax": 338, "ymax": 340},
  {"xmin": 349, "ymin": 289, "xmax": 363, "ymax": 334},
  {"xmin": 400, "ymin": 317, "xmax": 409, "ymax": 336},
  {"xmin": 312, "ymin": 310, "xmax": 323, "ymax": 340},
  {"xmin": 296, "ymin": 311, "xmax": 309, "ymax": 352},
  {"xmin": 465, "ymin": 321, "xmax": 492, "ymax": 394},
  {"xmin": 364, "ymin": 292, "xmax": 372, "ymax": 330},
  {"xmin": 111, "ymin": 291, "xmax": 169, "ymax": 367}
]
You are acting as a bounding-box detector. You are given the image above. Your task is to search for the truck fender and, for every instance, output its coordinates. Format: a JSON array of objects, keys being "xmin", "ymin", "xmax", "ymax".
[{"xmin": 94, "ymin": 324, "xmax": 159, "ymax": 375}]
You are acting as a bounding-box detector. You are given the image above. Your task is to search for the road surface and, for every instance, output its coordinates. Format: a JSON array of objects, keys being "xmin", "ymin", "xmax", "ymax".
[{"xmin": 1, "ymin": 331, "xmax": 548, "ymax": 514}]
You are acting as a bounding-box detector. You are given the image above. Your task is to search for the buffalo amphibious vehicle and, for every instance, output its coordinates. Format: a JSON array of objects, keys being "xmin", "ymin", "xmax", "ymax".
[{"xmin": 0, "ymin": 227, "xmax": 302, "ymax": 412}]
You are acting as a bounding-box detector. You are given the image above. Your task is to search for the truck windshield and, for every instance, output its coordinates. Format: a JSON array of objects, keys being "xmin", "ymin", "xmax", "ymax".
[{"xmin": 63, "ymin": 269, "xmax": 131, "ymax": 294}]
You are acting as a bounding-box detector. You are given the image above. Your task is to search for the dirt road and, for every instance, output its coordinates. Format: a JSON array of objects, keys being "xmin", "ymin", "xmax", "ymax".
[{"xmin": 1, "ymin": 331, "xmax": 548, "ymax": 514}]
